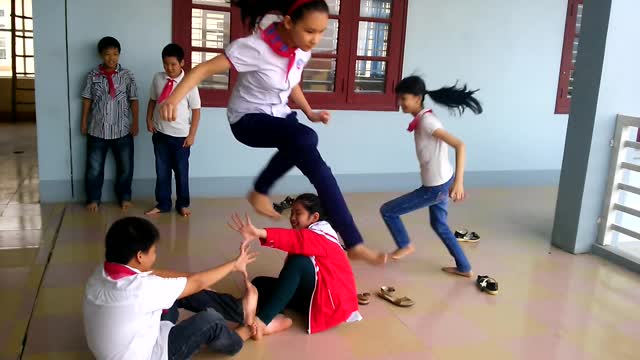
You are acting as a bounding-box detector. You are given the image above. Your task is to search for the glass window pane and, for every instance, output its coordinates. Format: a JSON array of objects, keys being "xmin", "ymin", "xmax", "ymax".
[
  {"xmin": 25, "ymin": 38, "xmax": 33, "ymax": 56},
  {"xmin": 360, "ymin": 0, "xmax": 392, "ymax": 18},
  {"xmin": 326, "ymin": 0, "xmax": 340, "ymax": 15},
  {"xmin": 357, "ymin": 21, "xmax": 388, "ymax": 57},
  {"xmin": 26, "ymin": 56, "xmax": 34, "ymax": 75},
  {"xmin": 192, "ymin": 9, "xmax": 230, "ymax": 49},
  {"xmin": 15, "ymin": 0, "xmax": 23, "ymax": 16},
  {"xmin": 354, "ymin": 60, "xmax": 386, "ymax": 93},
  {"xmin": 193, "ymin": 0, "xmax": 230, "ymax": 6},
  {"xmin": 192, "ymin": 51, "xmax": 229, "ymax": 89},
  {"xmin": 303, "ymin": 58, "xmax": 336, "ymax": 92},
  {"xmin": 24, "ymin": 0, "xmax": 32, "ymax": 18},
  {"xmin": 313, "ymin": 19, "xmax": 338, "ymax": 54}
]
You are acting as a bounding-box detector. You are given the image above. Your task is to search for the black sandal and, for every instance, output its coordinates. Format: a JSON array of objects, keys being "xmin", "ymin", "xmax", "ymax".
[
  {"xmin": 273, "ymin": 196, "xmax": 296, "ymax": 214},
  {"xmin": 476, "ymin": 275, "xmax": 499, "ymax": 295},
  {"xmin": 455, "ymin": 229, "xmax": 480, "ymax": 242}
]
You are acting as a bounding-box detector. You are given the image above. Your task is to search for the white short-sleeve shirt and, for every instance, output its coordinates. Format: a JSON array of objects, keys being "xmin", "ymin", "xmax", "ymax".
[
  {"xmin": 83, "ymin": 265, "xmax": 187, "ymax": 360},
  {"xmin": 414, "ymin": 109, "xmax": 454, "ymax": 187},
  {"xmin": 224, "ymin": 30, "xmax": 311, "ymax": 124},
  {"xmin": 151, "ymin": 70, "xmax": 201, "ymax": 137}
]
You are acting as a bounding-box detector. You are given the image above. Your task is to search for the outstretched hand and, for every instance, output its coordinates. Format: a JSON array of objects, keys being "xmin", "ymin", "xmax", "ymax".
[
  {"xmin": 233, "ymin": 241, "xmax": 258, "ymax": 274},
  {"xmin": 228, "ymin": 213, "xmax": 265, "ymax": 244}
]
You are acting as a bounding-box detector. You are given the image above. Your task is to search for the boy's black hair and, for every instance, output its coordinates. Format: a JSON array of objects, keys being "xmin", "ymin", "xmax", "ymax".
[
  {"xmin": 294, "ymin": 193, "xmax": 329, "ymax": 222},
  {"xmin": 230, "ymin": 0, "xmax": 329, "ymax": 30},
  {"xmin": 105, "ymin": 217, "xmax": 159, "ymax": 265},
  {"xmin": 98, "ymin": 36, "xmax": 121, "ymax": 54},
  {"xmin": 395, "ymin": 75, "xmax": 483, "ymax": 115},
  {"xmin": 162, "ymin": 43, "xmax": 185, "ymax": 62}
]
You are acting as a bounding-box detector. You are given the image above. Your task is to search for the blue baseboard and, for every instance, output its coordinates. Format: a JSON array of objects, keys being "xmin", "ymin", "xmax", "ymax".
[{"xmin": 39, "ymin": 169, "xmax": 560, "ymax": 203}]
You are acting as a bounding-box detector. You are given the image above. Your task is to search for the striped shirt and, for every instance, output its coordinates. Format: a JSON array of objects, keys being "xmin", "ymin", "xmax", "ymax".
[{"xmin": 81, "ymin": 64, "xmax": 138, "ymax": 139}]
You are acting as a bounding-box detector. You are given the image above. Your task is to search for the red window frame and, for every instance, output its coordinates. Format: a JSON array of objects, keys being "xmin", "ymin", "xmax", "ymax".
[
  {"xmin": 555, "ymin": 0, "xmax": 583, "ymax": 114},
  {"xmin": 172, "ymin": 0, "xmax": 408, "ymax": 111}
]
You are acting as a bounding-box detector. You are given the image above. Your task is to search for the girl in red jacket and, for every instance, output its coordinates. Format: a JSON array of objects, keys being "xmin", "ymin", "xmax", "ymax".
[{"xmin": 229, "ymin": 193, "xmax": 362, "ymax": 338}]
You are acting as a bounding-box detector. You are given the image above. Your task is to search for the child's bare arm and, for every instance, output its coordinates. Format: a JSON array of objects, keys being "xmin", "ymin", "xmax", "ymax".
[
  {"xmin": 161, "ymin": 55, "xmax": 231, "ymax": 121},
  {"xmin": 130, "ymin": 100, "xmax": 139, "ymax": 136},
  {"xmin": 184, "ymin": 109, "xmax": 201, "ymax": 147},
  {"xmin": 146, "ymin": 99, "xmax": 157, "ymax": 133},
  {"xmin": 81, "ymin": 98, "xmax": 91, "ymax": 135},
  {"xmin": 433, "ymin": 128, "xmax": 466, "ymax": 201},
  {"xmin": 152, "ymin": 269, "xmax": 192, "ymax": 278}
]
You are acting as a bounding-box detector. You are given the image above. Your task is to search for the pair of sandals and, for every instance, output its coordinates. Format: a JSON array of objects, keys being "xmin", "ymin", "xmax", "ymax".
[{"xmin": 358, "ymin": 286, "xmax": 415, "ymax": 308}]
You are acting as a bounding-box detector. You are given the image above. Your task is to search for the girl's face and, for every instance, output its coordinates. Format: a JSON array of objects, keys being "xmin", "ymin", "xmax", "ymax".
[
  {"xmin": 290, "ymin": 202, "xmax": 321, "ymax": 230},
  {"xmin": 398, "ymin": 93, "xmax": 423, "ymax": 114},
  {"xmin": 284, "ymin": 10, "xmax": 328, "ymax": 52}
]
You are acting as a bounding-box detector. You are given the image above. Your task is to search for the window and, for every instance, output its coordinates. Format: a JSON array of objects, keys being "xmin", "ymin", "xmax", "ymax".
[
  {"xmin": 555, "ymin": 0, "xmax": 583, "ymax": 114},
  {"xmin": 172, "ymin": 0, "xmax": 408, "ymax": 110}
]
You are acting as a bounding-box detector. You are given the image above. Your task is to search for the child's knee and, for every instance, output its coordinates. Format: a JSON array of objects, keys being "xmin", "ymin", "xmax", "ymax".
[{"xmin": 294, "ymin": 127, "xmax": 318, "ymax": 148}]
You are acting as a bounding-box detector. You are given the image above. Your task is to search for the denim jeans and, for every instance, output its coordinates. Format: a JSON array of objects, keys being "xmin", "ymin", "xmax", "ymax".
[
  {"xmin": 152, "ymin": 132, "xmax": 190, "ymax": 212},
  {"xmin": 85, "ymin": 134, "xmax": 134, "ymax": 204},
  {"xmin": 230, "ymin": 112, "xmax": 364, "ymax": 249},
  {"xmin": 380, "ymin": 177, "xmax": 472, "ymax": 273},
  {"xmin": 162, "ymin": 290, "xmax": 245, "ymax": 359}
]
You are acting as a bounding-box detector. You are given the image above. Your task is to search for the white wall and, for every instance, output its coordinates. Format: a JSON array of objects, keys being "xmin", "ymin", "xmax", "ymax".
[{"xmin": 35, "ymin": 0, "xmax": 570, "ymax": 201}]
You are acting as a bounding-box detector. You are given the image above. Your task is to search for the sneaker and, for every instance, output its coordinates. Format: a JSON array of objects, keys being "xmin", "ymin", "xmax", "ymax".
[{"xmin": 476, "ymin": 275, "xmax": 498, "ymax": 295}]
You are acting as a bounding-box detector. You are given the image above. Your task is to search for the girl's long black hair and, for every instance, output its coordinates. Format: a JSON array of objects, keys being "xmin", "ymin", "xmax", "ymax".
[
  {"xmin": 230, "ymin": 0, "xmax": 329, "ymax": 29},
  {"xmin": 395, "ymin": 76, "xmax": 483, "ymax": 115}
]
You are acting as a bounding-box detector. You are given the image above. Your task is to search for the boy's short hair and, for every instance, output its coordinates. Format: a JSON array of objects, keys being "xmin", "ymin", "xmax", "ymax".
[
  {"xmin": 105, "ymin": 217, "xmax": 159, "ymax": 264},
  {"xmin": 98, "ymin": 36, "xmax": 121, "ymax": 54},
  {"xmin": 161, "ymin": 43, "xmax": 185, "ymax": 62}
]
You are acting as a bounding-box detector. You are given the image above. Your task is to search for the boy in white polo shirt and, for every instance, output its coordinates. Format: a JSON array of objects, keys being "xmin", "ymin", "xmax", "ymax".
[
  {"xmin": 146, "ymin": 43, "xmax": 201, "ymax": 217},
  {"xmin": 83, "ymin": 217, "xmax": 258, "ymax": 360}
]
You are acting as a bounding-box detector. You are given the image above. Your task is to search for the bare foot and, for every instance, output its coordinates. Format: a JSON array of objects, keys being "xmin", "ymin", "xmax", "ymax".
[
  {"xmin": 247, "ymin": 191, "xmax": 280, "ymax": 220},
  {"xmin": 179, "ymin": 208, "xmax": 192, "ymax": 217},
  {"xmin": 121, "ymin": 201, "xmax": 133, "ymax": 212},
  {"xmin": 242, "ymin": 276, "xmax": 258, "ymax": 326},
  {"xmin": 234, "ymin": 324, "xmax": 255, "ymax": 342},
  {"xmin": 86, "ymin": 202, "xmax": 99, "ymax": 213},
  {"xmin": 253, "ymin": 315, "xmax": 293, "ymax": 341},
  {"xmin": 442, "ymin": 267, "xmax": 473, "ymax": 278},
  {"xmin": 347, "ymin": 244, "xmax": 388, "ymax": 266},
  {"xmin": 391, "ymin": 244, "xmax": 415, "ymax": 260},
  {"xmin": 145, "ymin": 207, "xmax": 162, "ymax": 215}
]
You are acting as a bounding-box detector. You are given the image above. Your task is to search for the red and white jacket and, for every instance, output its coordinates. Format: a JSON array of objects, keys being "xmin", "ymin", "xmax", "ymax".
[{"xmin": 262, "ymin": 221, "xmax": 362, "ymax": 334}]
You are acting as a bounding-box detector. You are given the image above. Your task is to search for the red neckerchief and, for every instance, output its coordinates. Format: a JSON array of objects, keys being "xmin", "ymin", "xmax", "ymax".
[
  {"xmin": 99, "ymin": 64, "xmax": 117, "ymax": 99},
  {"xmin": 103, "ymin": 261, "xmax": 137, "ymax": 280},
  {"xmin": 261, "ymin": 22, "xmax": 297, "ymax": 81},
  {"xmin": 407, "ymin": 109, "xmax": 433, "ymax": 132}
]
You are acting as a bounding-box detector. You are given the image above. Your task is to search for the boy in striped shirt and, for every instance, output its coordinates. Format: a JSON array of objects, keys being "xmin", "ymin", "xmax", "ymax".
[{"xmin": 81, "ymin": 36, "xmax": 139, "ymax": 212}]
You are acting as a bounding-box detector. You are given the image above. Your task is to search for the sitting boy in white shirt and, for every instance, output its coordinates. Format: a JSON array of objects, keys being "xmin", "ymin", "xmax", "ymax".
[{"xmin": 83, "ymin": 217, "xmax": 258, "ymax": 360}]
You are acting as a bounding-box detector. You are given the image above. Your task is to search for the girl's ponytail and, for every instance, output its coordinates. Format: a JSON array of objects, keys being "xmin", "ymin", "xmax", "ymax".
[
  {"xmin": 395, "ymin": 76, "xmax": 483, "ymax": 115},
  {"xmin": 426, "ymin": 83, "xmax": 483, "ymax": 115}
]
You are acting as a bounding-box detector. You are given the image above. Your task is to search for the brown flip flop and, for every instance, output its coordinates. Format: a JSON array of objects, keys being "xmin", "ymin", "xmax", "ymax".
[
  {"xmin": 377, "ymin": 286, "xmax": 414, "ymax": 307},
  {"xmin": 357, "ymin": 292, "xmax": 371, "ymax": 305}
]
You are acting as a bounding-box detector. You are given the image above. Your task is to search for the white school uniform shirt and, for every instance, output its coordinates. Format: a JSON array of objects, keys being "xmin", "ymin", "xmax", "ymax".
[
  {"xmin": 224, "ymin": 30, "xmax": 312, "ymax": 124},
  {"xmin": 151, "ymin": 70, "xmax": 201, "ymax": 137},
  {"xmin": 414, "ymin": 109, "xmax": 454, "ymax": 187},
  {"xmin": 83, "ymin": 265, "xmax": 187, "ymax": 360}
]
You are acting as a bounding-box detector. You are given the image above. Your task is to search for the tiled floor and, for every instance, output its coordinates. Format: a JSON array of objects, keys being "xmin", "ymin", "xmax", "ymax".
[
  {"xmin": 0, "ymin": 122, "xmax": 65, "ymax": 360},
  {"xmin": 1, "ymin": 123, "xmax": 639, "ymax": 359},
  {"xmin": 12, "ymin": 186, "xmax": 640, "ymax": 360}
]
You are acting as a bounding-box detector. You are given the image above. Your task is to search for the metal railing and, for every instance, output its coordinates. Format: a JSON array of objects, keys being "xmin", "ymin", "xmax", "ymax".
[{"xmin": 597, "ymin": 114, "xmax": 640, "ymax": 246}]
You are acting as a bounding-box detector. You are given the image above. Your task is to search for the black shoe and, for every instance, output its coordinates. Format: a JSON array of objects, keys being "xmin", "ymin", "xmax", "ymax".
[
  {"xmin": 476, "ymin": 275, "xmax": 499, "ymax": 295},
  {"xmin": 273, "ymin": 196, "xmax": 296, "ymax": 214},
  {"xmin": 455, "ymin": 229, "xmax": 480, "ymax": 242}
]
